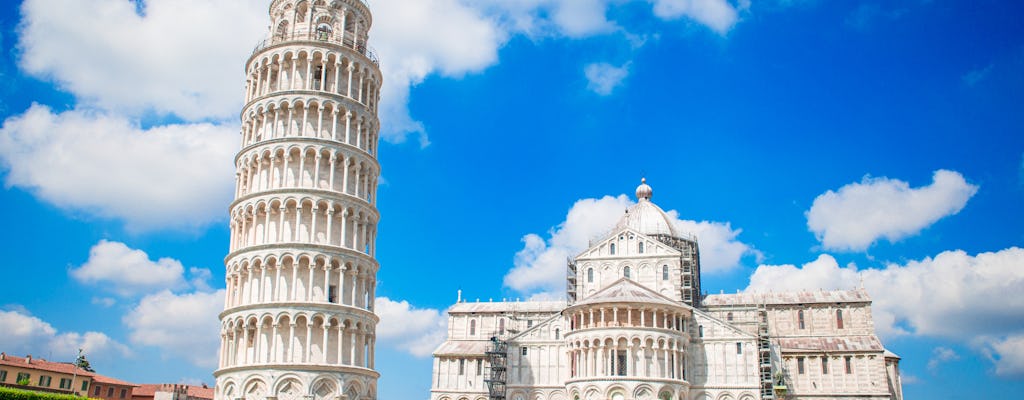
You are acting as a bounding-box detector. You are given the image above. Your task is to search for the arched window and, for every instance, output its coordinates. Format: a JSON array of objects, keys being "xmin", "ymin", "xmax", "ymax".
[
  {"xmin": 836, "ymin": 309, "xmax": 844, "ymax": 329},
  {"xmin": 587, "ymin": 268, "xmax": 594, "ymax": 283},
  {"xmin": 727, "ymin": 312, "xmax": 733, "ymax": 321},
  {"xmin": 638, "ymin": 242, "xmax": 644, "ymax": 253},
  {"xmin": 275, "ymin": 20, "xmax": 290, "ymax": 40},
  {"xmin": 610, "ymin": 243, "xmax": 616, "ymax": 255},
  {"xmin": 469, "ymin": 320, "xmax": 476, "ymax": 336},
  {"xmin": 623, "ymin": 266, "xmax": 631, "ymax": 279},
  {"xmin": 698, "ymin": 325, "xmax": 704, "ymax": 337},
  {"xmin": 315, "ymin": 23, "xmax": 332, "ymax": 41},
  {"xmin": 662, "ymin": 265, "xmax": 669, "ymax": 280},
  {"xmin": 554, "ymin": 328, "xmax": 560, "ymax": 340},
  {"xmin": 798, "ymin": 310, "xmax": 806, "ymax": 329}
]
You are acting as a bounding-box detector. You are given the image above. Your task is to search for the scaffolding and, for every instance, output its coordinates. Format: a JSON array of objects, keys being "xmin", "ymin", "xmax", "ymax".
[
  {"xmin": 758, "ymin": 307, "xmax": 789, "ymax": 400},
  {"xmin": 484, "ymin": 337, "xmax": 509, "ymax": 400},
  {"xmin": 758, "ymin": 308, "xmax": 775, "ymax": 400},
  {"xmin": 566, "ymin": 258, "xmax": 577, "ymax": 304}
]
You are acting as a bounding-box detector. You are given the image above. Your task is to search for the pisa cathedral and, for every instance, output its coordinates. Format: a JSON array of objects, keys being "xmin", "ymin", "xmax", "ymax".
[{"xmin": 430, "ymin": 180, "xmax": 905, "ymax": 400}]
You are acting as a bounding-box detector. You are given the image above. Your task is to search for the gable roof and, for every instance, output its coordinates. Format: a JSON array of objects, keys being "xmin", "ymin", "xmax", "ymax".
[
  {"xmin": 702, "ymin": 289, "xmax": 872, "ymax": 306},
  {"xmin": 0, "ymin": 354, "xmax": 95, "ymax": 377},
  {"xmin": 572, "ymin": 278, "xmax": 683, "ymax": 309},
  {"xmin": 578, "ymin": 227, "xmax": 683, "ymax": 259},
  {"xmin": 92, "ymin": 374, "xmax": 136, "ymax": 386},
  {"xmin": 775, "ymin": 335, "xmax": 884, "ymax": 353},
  {"xmin": 448, "ymin": 300, "xmax": 566, "ymax": 314}
]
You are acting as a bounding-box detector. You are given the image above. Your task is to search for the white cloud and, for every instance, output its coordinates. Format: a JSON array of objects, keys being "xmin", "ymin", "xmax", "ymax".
[
  {"xmin": 585, "ymin": 62, "xmax": 630, "ymax": 95},
  {"xmin": 371, "ymin": 0, "xmax": 506, "ymax": 146},
  {"xmin": 17, "ymin": 0, "xmax": 266, "ymax": 120},
  {"xmin": 70, "ymin": 240, "xmax": 190, "ymax": 296},
  {"xmin": 374, "ymin": 297, "xmax": 447, "ymax": 357},
  {"xmin": 505, "ymin": 193, "xmax": 755, "ymax": 295},
  {"xmin": 0, "ymin": 309, "xmax": 130, "ymax": 361},
  {"xmin": 927, "ymin": 347, "xmax": 960, "ymax": 370},
  {"xmin": 806, "ymin": 170, "xmax": 978, "ymax": 251},
  {"xmin": 0, "ymin": 105, "xmax": 237, "ymax": 231},
  {"xmin": 15, "ymin": 0, "xmax": 744, "ymax": 148},
  {"xmin": 650, "ymin": 0, "xmax": 740, "ymax": 34},
  {"xmin": 744, "ymin": 247, "xmax": 1024, "ymax": 374},
  {"xmin": 980, "ymin": 335, "xmax": 1024, "ymax": 378},
  {"xmin": 124, "ymin": 289, "xmax": 225, "ymax": 368}
]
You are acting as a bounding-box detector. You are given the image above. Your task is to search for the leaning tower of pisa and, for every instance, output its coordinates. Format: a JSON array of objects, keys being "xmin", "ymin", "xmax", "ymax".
[{"xmin": 215, "ymin": 1, "xmax": 382, "ymax": 400}]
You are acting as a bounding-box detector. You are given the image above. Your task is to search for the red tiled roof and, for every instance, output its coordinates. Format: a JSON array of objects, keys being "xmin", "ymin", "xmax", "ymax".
[
  {"xmin": 703, "ymin": 288, "xmax": 872, "ymax": 306},
  {"xmin": 776, "ymin": 335, "xmax": 884, "ymax": 353},
  {"xmin": 0, "ymin": 354, "xmax": 96, "ymax": 377},
  {"xmin": 188, "ymin": 386, "xmax": 214, "ymax": 399},
  {"xmin": 93, "ymin": 374, "xmax": 137, "ymax": 387}
]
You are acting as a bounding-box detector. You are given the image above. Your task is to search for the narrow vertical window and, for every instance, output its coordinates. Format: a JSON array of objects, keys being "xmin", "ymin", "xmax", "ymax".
[
  {"xmin": 638, "ymin": 242, "xmax": 644, "ymax": 253},
  {"xmin": 459, "ymin": 359, "xmax": 465, "ymax": 375},
  {"xmin": 736, "ymin": 342, "xmax": 742, "ymax": 354},
  {"xmin": 662, "ymin": 265, "xmax": 669, "ymax": 280},
  {"xmin": 328, "ymin": 285, "xmax": 337, "ymax": 303},
  {"xmin": 822, "ymin": 357, "xmax": 829, "ymax": 374},
  {"xmin": 521, "ymin": 347, "xmax": 528, "ymax": 356},
  {"xmin": 623, "ymin": 266, "xmax": 631, "ymax": 279},
  {"xmin": 797, "ymin": 357, "xmax": 805, "ymax": 374},
  {"xmin": 845, "ymin": 356, "xmax": 853, "ymax": 374},
  {"xmin": 610, "ymin": 243, "xmax": 616, "ymax": 255},
  {"xmin": 698, "ymin": 325, "xmax": 704, "ymax": 337},
  {"xmin": 587, "ymin": 268, "xmax": 594, "ymax": 283},
  {"xmin": 837, "ymin": 309, "xmax": 844, "ymax": 329},
  {"xmin": 499, "ymin": 318, "xmax": 505, "ymax": 335},
  {"xmin": 727, "ymin": 312, "xmax": 733, "ymax": 321},
  {"xmin": 798, "ymin": 310, "xmax": 806, "ymax": 330},
  {"xmin": 554, "ymin": 328, "xmax": 560, "ymax": 340},
  {"xmin": 477, "ymin": 359, "xmax": 483, "ymax": 375},
  {"xmin": 469, "ymin": 319, "xmax": 476, "ymax": 336}
]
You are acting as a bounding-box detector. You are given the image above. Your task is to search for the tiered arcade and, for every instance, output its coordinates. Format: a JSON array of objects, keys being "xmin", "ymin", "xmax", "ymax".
[{"xmin": 215, "ymin": 1, "xmax": 383, "ymax": 400}]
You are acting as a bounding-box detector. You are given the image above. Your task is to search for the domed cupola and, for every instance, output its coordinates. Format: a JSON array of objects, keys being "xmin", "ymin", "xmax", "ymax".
[
  {"xmin": 636, "ymin": 177, "xmax": 653, "ymax": 201},
  {"xmin": 615, "ymin": 178, "xmax": 678, "ymax": 237}
]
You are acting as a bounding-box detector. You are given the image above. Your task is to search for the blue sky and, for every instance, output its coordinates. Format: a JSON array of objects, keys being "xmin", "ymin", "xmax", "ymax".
[{"xmin": 0, "ymin": 0, "xmax": 1022, "ymax": 399}]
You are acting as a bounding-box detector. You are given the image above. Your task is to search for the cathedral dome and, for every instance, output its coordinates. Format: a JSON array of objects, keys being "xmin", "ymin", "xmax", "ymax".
[{"xmin": 615, "ymin": 179, "xmax": 678, "ymax": 237}]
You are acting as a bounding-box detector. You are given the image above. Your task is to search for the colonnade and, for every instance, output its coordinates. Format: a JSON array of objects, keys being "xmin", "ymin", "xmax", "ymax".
[
  {"xmin": 229, "ymin": 198, "xmax": 377, "ymax": 255},
  {"xmin": 240, "ymin": 100, "xmax": 378, "ymax": 155},
  {"xmin": 567, "ymin": 336, "xmax": 686, "ymax": 381},
  {"xmin": 220, "ymin": 313, "xmax": 375, "ymax": 370},
  {"xmin": 568, "ymin": 307, "xmax": 687, "ymax": 332},
  {"xmin": 236, "ymin": 145, "xmax": 378, "ymax": 201},
  {"xmin": 224, "ymin": 255, "xmax": 376, "ymax": 310},
  {"xmin": 246, "ymin": 49, "xmax": 379, "ymax": 111}
]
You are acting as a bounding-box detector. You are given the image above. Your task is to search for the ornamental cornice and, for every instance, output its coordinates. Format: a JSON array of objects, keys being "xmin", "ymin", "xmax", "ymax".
[
  {"xmin": 563, "ymin": 327, "xmax": 689, "ymax": 341},
  {"xmin": 220, "ymin": 302, "xmax": 379, "ymax": 323},
  {"xmin": 225, "ymin": 243, "xmax": 380, "ymax": 269},
  {"xmin": 247, "ymin": 38, "xmax": 379, "ymax": 73},
  {"xmin": 241, "ymin": 89, "xmax": 380, "ymax": 122},
  {"xmin": 235, "ymin": 134, "xmax": 381, "ymax": 168},
  {"xmin": 213, "ymin": 362, "xmax": 380, "ymax": 379},
  {"xmin": 229, "ymin": 187, "xmax": 379, "ymax": 214},
  {"xmin": 564, "ymin": 377, "xmax": 689, "ymax": 387},
  {"xmin": 563, "ymin": 301, "xmax": 691, "ymax": 315}
]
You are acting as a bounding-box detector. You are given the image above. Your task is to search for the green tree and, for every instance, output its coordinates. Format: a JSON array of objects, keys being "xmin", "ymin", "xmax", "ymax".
[{"xmin": 74, "ymin": 354, "xmax": 94, "ymax": 373}]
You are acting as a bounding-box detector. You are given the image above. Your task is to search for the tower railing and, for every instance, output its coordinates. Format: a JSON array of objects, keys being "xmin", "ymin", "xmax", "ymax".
[{"xmin": 251, "ymin": 32, "xmax": 379, "ymax": 65}]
